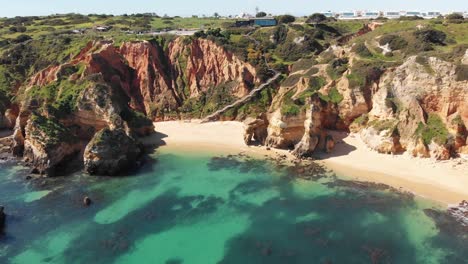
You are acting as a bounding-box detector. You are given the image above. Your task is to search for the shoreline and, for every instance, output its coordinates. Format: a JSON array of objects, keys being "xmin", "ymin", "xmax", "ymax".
[
  {"xmin": 150, "ymin": 120, "xmax": 468, "ymax": 206},
  {"xmin": 318, "ymin": 132, "xmax": 468, "ymax": 206}
]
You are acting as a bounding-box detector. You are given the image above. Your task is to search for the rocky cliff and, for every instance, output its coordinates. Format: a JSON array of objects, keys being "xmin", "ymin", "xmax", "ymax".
[
  {"xmin": 0, "ymin": 29, "xmax": 467, "ymax": 176},
  {"xmin": 84, "ymin": 128, "xmax": 142, "ymax": 176},
  {"xmin": 119, "ymin": 38, "xmax": 258, "ymax": 119},
  {"xmin": 0, "ymin": 37, "xmax": 260, "ymax": 175},
  {"xmin": 361, "ymin": 56, "xmax": 468, "ymax": 159},
  {"xmin": 244, "ymin": 46, "xmax": 468, "ymax": 160}
]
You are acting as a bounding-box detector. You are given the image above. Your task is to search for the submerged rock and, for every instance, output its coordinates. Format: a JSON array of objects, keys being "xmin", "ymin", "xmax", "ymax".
[
  {"xmin": 84, "ymin": 128, "xmax": 143, "ymax": 176},
  {"xmin": 0, "ymin": 206, "xmax": 5, "ymax": 233},
  {"xmin": 83, "ymin": 196, "xmax": 92, "ymax": 206},
  {"xmin": 448, "ymin": 200, "xmax": 468, "ymax": 227}
]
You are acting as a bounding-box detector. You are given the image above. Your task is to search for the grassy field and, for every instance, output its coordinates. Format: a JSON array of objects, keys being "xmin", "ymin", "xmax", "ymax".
[
  {"xmin": 0, "ymin": 15, "xmax": 235, "ymax": 40},
  {"xmin": 150, "ymin": 17, "xmax": 234, "ymax": 30},
  {"xmin": 350, "ymin": 19, "xmax": 468, "ymax": 64}
]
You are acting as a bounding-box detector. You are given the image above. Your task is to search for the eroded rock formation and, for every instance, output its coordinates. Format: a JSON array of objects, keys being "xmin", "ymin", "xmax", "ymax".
[
  {"xmin": 84, "ymin": 128, "xmax": 142, "ymax": 176},
  {"xmin": 22, "ymin": 114, "xmax": 81, "ymax": 176},
  {"xmin": 364, "ymin": 56, "xmax": 468, "ymax": 159},
  {"xmin": 0, "ymin": 32, "xmax": 466, "ymax": 176},
  {"xmin": 243, "ymin": 114, "xmax": 269, "ymax": 145}
]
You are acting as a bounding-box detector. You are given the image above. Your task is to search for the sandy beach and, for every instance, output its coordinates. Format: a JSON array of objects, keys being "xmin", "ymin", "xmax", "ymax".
[
  {"xmin": 149, "ymin": 120, "xmax": 292, "ymax": 159},
  {"xmin": 151, "ymin": 120, "xmax": 468, "ymax": 206}
]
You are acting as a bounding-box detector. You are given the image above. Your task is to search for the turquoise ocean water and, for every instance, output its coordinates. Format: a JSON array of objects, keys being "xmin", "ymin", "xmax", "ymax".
[{"xmin": 0, "ymin": 147, "xmax": 466, "ymax": 264}]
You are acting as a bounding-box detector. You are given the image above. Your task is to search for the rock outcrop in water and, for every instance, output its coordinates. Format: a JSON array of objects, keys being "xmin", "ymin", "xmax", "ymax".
[
  {"xmin": 0, "ymin": 206, "xmax": 5, "ymax": 234},
  {"xmin": 84, "ymin": 128, "xmax": 143, "ymax": 176},
  {"xmin": 23, "ymin": 114, "xmax": 81, "ymax": 176},
  {"xmin": 448, "ymin": 200, "xmax": 468, "ymax": 227}
]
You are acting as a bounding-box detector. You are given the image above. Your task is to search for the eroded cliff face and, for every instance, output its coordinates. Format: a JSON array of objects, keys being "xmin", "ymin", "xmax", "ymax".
[
  {"xmin": 6, "ymin": 41, "xmax": 152, "ymax": 175},
  {"xmin": 249, "ymin": 60, "xmax": 339, "ymax": 157},
  {"xmin": 23, "ymin": 114, "xmax": 81, "ymax": 176},
  {"xmin": 249, "ymin": 48, "xmax": 468, "ymax": 160},
  {"xmin": 1, "ymin": 37, "xmax": 259, "ymax": 175},
  {"xmin": 168, "ymin": 38, "xmax": 257, "ymax": 98},
  {"xmin": 1, "ymin": 33, "xmax": 467, "ymax": 174},
  {"xmin": 84, "ymin": 128, "xmax": 142, "ymax": 176},
  {"xmin": 119, "ymin": 38, "xmax": 258, "ymax": 119},
  {"xmin": 361, "ymin": 56, "xmax": 468, "ymax": 159}
]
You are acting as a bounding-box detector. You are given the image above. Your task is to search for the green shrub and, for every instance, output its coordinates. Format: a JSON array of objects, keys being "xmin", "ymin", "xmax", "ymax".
[
  {"xmin": 379, "ymin": 34, "xmax": 408, "ymax": 50},
  {"xmin": 415, "ymin": 114, "xmax": 449, "ymax": 145},
  {"xmin": 304, "ymin": 67, "xmax": 319, "ymax": 77},
  {"xmin": 328, "ymin": 87, "xmax": 344, "ymax": 104},
  {"xmin": 414, "ymin": 29, "xmax": 446, "ymax": 45},
  {"xmin": 11, "ymin": 34, "xmax": 32, "ymax": 44},
  {"xmin": 272, "ymin": 25, "xmax": 288, "ymax": 44},
  {"xmin": 326, "ymin": 58, "xmax": 348, "ymax": 80},
  {"xmin": 398, "ymin": 16, "xmax": 424, "ymax": 21},
  {"xmin": 121, "ymin": 108, "xmax": 152, "ymax": 128},
  {"xmin": 347, "ymin": 60, "xmax": 387, "ymax": 89},
  {"xmin": 352, "ymin": 42, "xmax": 372, "ymax": 57},
  {"xmin": 29, "ymin": 113, "xmax": 75, "ymax": 146},
  {"xmin": 282, "ymin": 74, "xmax": 302, "ymax": 87},
  {"xmin": 281, "ymin": 90, "xmax": 302, "ymax": 116},
  {"xmin": 297, "ymin": 88, "xmax": 318, "ymax": 102},
  {"xmin": 346, "ymin": 73, "xmax": 365, "ymax": 88},
  {"xmin": 433, "ymin": 44, "xmax": 468, "ymax": 63},
  {"xmin": 451, "ymin": 115, "xmax": 463, "ymax": 126},
  {"xmin": 320, "ymin": 50, "xmax": 336, "ymax": 63},
  {"xmin": 277, "ymin": 15, "xmax": 296, "ymax": 24},
  {"xmin": 309, "ymin": 76, "xmax": 326, "ymax": 91},
  {"xmin": 368, "ymin": 119, "xmax": 398, "ymax": 132},
  {"xmin": 445, "ymin": 13, "xmax": 465, "ymax": 23},
  {"xmin": 353, "ymin": 114, "xmax": 369, "ymax": 126},
  {"xmin": 281, "ymin": 103, "xmax": 301, "ymax": 116},
  {"xmin": 28, "ymin": 79, "xmax": 91, "ymax": 118},
  {"xmin": 291, "ymin": 58, "xmax": 317, "ymax": 72}
]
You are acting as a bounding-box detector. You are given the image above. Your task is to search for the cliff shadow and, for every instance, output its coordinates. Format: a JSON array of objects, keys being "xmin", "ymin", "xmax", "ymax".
[
  {"xmin": 140, "ymin": 131, "xmax": 168, "ymax": 149},
  {"xmin": 315, "ymin": 131, "xmax": 357, "ymax": 159},
  {"xmin": 0, "ymin": 129, "xmax": 13, "ymax": 138}
]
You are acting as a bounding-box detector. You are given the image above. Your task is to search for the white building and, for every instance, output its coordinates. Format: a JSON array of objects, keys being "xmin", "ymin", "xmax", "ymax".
[
  {"xmin": 237, "ymin": 12, "xmax": 254, "ymax": 19},
  {"xmin": 333, "ymin": 10, "xmax": 459, "ymax": 20},
  {"xmin": 338, "ymin": 11, "xmax": 358, "ymax": 19},
  {"xmin": 405, "ymin": 11, "xmax": 422, "ymax": 17},
  {"xmin": 384, "ymin": 11, "xmax": 401, "ymax": 18},
  {"xmin": 426, "ymin": 12, "xmax": 441, "ymax": 18},
  {"xmin": 362, "ymin": 11, "xmax": 380, "ymax": 19}
]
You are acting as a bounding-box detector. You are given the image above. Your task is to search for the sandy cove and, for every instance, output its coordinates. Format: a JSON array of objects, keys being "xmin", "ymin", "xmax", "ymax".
[{"xmin": 149, "ymin": 120, "xmax": 468, "ymax": 206}]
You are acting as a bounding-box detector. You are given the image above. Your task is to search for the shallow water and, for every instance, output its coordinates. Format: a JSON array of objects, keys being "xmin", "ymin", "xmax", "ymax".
[{"xmin": 0, "ymin": 149, "xmax": 467, "ymax": 264}]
